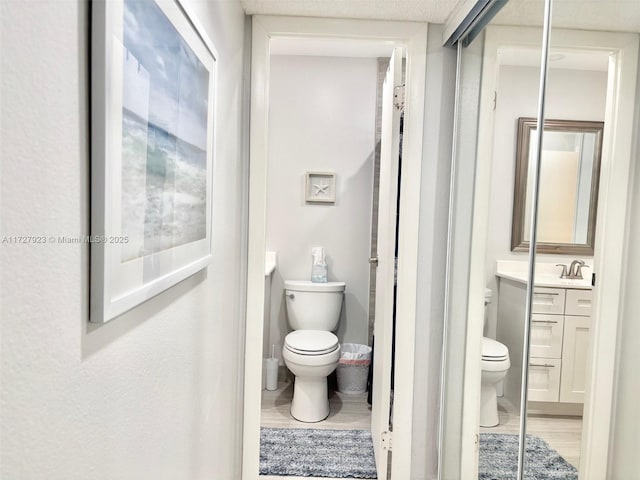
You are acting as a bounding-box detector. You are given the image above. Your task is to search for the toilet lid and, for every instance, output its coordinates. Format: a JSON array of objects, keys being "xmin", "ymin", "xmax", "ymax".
[
  {"xmin": 482, "ymin": 337, "xmax": 509, "ymax": 361},
  {"xmin": 285, "ymin": 330, "xmax": 339, "ymax": 355}
]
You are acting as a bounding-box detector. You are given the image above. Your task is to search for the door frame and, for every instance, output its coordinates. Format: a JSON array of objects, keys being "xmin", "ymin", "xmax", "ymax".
[
  {"xmin": 457, "ymin": 26, "xmax": 639, "ymax": 478},
  {"xmin": 242, "ymin": 15, "xmax": 428, "ymax": 480}
]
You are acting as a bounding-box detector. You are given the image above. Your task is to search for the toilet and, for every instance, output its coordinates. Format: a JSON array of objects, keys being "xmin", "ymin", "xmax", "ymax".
[
  {"xmin": 282, "ymin": 280, "xmax": 345, "ymax": 422},
  {"xmin": 481, "ymin": 288, "xmax": 510, "ymax": 427}
]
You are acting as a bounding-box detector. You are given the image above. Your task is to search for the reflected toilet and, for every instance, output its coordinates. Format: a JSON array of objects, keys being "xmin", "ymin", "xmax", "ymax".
[{"xmin": 481, "ymin": 288, "xmax": 511, "ymax": 427}]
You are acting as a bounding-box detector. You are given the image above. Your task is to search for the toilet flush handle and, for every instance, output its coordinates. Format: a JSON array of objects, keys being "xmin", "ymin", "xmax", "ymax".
[{"xmin": 287, "ymin": 293, "xmax": 295, "ymax": 299}]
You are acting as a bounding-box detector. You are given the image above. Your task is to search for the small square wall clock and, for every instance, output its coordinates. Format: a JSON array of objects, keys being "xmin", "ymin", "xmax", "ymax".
[{"xmin": 305, "ymin": 172, "xmax": 336, "ymax": 204}]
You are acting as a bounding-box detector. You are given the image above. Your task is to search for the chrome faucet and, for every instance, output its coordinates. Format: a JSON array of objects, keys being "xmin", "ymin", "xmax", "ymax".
[
  {"xmin": 568, "ymin": 259, "xmax": 586, "ymax": 279},
  {"xmin": 556, "ymin": 264, "xmax": 569, "ymax": 279}
]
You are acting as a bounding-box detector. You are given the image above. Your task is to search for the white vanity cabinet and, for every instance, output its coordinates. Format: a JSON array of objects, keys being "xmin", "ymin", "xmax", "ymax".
[
  {"xmin": 496, "ymin": 276, "xmax": 593, "ymax": 414},
  {"xmin": 560, "ymin": 288, "xmax": 593, "ymax": 403},
  {"xmin": 528, "ymin": 287, "xmax": 592, "ymax": 404}
]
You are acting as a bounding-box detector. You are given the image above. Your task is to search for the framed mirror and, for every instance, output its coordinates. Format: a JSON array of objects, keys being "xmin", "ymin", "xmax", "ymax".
[{"xmin": 511, "ymin": 117, "xmax": 603, "ymax": 254}]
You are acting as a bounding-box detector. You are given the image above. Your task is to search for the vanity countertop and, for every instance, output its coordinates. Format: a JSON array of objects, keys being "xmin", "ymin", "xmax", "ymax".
[
  {"xmin": 495, "ymin": 260, "xmax": 593, "ymax": 290},
  {"xmin": 265, "ymin": 251, "xmax": 277, "ymax": 276}
]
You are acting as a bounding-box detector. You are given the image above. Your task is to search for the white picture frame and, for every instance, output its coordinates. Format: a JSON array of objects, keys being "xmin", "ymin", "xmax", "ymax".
[
  {"xmin": 305, "ymin": 172, "xmax": 336, "ymax": 203},
  {"xmin": 90, "ymin": 0, "xmax": 217, "ymax": 323}
]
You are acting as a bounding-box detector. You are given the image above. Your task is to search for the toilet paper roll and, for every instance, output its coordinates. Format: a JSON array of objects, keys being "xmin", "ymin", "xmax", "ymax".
[{"xmin": 265, "ymin": 358, "xmax": 279, "ymax": 391}]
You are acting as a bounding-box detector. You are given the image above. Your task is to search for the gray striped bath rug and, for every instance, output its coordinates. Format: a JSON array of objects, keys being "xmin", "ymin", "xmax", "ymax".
[
  {"xmin": 479, "ymin": 433, "xmax": 577, "ymax": 480},
  {"xmin": 260, "ymin": 427, "xmax": 377, "ymax": 478}
]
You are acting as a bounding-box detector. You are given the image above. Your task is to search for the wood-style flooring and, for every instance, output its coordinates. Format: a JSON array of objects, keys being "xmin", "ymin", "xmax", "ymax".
[
  {"xmin": 260, "ymin": 379, "xmax": 372, "ymax": 480},
  {"xmin": 260, "ymin": 379, "xmax": 372, "ymax": 430},
  {"xmin": 480, "ymin": 398, "xmax": 583, "ymax": 469}
]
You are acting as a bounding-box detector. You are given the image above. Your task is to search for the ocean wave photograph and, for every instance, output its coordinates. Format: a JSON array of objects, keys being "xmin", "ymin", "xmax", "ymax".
[{"xmin": 119, "ymin": 0, "xmax": 211, "ymax": 262}]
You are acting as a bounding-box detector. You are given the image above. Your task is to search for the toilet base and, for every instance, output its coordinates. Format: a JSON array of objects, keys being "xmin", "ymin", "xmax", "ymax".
[
  {"xmin": 480, "ymin": 384, "xmax": 499, "ymax": 427},
  {"xmin": 291, "ymin": 376, "xmax": 330, "ymax": 423}
]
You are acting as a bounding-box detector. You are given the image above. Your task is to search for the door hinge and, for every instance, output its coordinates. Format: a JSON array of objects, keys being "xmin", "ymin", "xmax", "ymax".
[
  {"xmin": 475, "ymin": 433, "xmax": 479, "ymax": 452},
  {"xmin": 493, "ymin": 91, "xmax": 497, "ymax": 111},
  {"xmin": 394, "ymin": 85, "xmax": 405, "ymax": 110},
  {"xmin": 381, "ymin": 430, "xmax": 393, "ymax": 451}
]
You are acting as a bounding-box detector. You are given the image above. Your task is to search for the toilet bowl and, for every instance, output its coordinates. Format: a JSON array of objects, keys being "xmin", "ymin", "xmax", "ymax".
[
  {"xmin": 283, "ymin": 330, "xmax": 340, "ymax": 422},
  {"xmin": 481, "ymin": 288, "xmax": 510, "ymax": 427},
  {"xmin": 282, "ymin": 280, "xmax": 345, "ymax": 422},
  {"xmin": 480, "ymin": 337, "xmax": 510, "ymax": 427}
]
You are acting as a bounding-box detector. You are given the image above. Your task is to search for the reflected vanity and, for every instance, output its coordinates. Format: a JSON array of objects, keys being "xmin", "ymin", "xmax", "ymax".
[
  {"xmin": 511, "ymin": 118, "xmax": 604, "ymax": 254},
  {"xmin": 495, "ymin": 261, "xmax": 593, "ymax": 417}
]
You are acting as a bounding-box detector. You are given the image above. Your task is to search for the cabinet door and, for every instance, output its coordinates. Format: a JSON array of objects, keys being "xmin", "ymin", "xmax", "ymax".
[
  {"xmin": 530, "ymin": 314, "xmax": 563, "ymax": 358},
  {"xmin": 565, "ymin": 289, "xmax": 593, "ymax": 317},
  {"xmin": 560, "ymin": 315, "xmax": 592, "ymax": 403},
  {"xmin": 528, "ymin": 357, "xmax": 561, "ymax": 402},
  {"xmin": 532, "ymin": 288, "xmax": 566, "ymax": 314}
]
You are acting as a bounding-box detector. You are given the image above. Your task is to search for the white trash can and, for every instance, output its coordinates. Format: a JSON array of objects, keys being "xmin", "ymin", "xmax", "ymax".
[{"xmin": 336, "ymin": 343, "xmax": 372, "ymax": 394}]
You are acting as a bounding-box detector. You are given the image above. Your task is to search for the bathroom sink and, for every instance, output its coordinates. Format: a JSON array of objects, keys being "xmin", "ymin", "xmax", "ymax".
[
  {"xmin": 495, "ymin": 270, "xmax": 592, "ymax": 289},
  {"xmin": 495, "ymin": 261, "xmax": 593, "ymax": 289},
  {"xmin": 534, "ymin": 275, "xmax": 592, "ymax": 288}
]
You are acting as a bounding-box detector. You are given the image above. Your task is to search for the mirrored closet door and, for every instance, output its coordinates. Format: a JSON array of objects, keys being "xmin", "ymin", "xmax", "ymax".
[
  {"xmin": 439, "ymin": 2, "xmax": 546, "ymax": 478},
  {"xmin": 523, "ymin": 2, "xmax": 640, "ymax": 479},
  {"xmin": 441, "ymin": 1, "xmax": 640, "ymax": 479}
]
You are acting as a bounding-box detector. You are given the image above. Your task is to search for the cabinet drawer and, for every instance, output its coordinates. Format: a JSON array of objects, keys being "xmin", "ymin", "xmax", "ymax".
[
  {"xmin": 530, "ymin": 314, "xmax": 564, "ymax": 358},
  {"xmin": 565, "ymin": 289, "xmax": 593, "ymax": 317},
  {"xmin": 532, "ymin": 288, "xmax": 566, "ymax": 314},
  {"xmin": 528, "ymin": 357, "xmax": 561, "ymax": 402}
]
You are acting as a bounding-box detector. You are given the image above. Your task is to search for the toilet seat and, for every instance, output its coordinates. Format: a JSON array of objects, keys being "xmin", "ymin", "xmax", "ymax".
[
  {"xmin": 481, "ymin": 337, "xmax": 510, "ymax": 373},
  {"xmin": 284, "ymin": 330, "xmax": 339, "ymax": 356},
  {"xmin": 481, "ymin": 356, "xmax": 510, "ymax": 372}
]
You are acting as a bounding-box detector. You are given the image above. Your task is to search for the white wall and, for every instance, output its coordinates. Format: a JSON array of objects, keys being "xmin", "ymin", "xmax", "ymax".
[
  {"xmin": 410, "ymin": 24, "xmax": 457, "ymax": 480},
  {"xmin": 0, "ymin": 1, "xmax": 248, "ymax": 479},
  {"xmin": 485, "ymin": 65, "xmax": 607, "ymax": 338},
  {"xmin": 265, "ymin": 55, "xmax": 377, "ymax": 361}
]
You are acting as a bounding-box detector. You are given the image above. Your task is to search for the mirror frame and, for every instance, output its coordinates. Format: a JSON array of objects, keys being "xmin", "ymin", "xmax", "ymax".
[{"xmin": 511, "ymin": 117, "xmax": 604, "ymax": 254}]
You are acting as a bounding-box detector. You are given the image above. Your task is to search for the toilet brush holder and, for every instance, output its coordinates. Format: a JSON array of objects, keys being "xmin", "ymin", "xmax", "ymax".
[{"xmin": 265, "ymin": 358, "xmax": 278, "ymax": 391}]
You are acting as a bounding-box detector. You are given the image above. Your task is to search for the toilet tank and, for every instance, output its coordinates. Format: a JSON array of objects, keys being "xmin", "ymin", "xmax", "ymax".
[{"xmin": 284, "ymin": 280, "xmax": 346, "ymax": 331}]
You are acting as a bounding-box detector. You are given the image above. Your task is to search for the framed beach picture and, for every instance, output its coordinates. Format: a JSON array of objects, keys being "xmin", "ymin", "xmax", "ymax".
[{"xmin": 90, "ymin": 0, "xmax": 217, "ymax": 323}]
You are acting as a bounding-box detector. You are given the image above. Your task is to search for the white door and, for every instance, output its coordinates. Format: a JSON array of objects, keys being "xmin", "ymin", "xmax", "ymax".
[{"xmin": 370, "ymin": 47, "xmax": 403, "ymax": 479}]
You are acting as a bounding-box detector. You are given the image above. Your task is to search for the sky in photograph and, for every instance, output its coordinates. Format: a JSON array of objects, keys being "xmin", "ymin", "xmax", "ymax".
[{"xmin": 123, "ymin": 0, "xmax": 210, "ymax": 151}]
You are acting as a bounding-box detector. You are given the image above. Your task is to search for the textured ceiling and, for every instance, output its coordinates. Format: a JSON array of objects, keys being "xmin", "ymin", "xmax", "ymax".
[
  {"xmin": 238, "ymin": 0, "xmax": 460, "ymax": 23},
  {"xmin": 238, "ymin": 0, "xmax": 640, "ymax": 33},
  {"xmin": 495, "ymin": 0, "xmax": 640, "ymax": 32}
]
